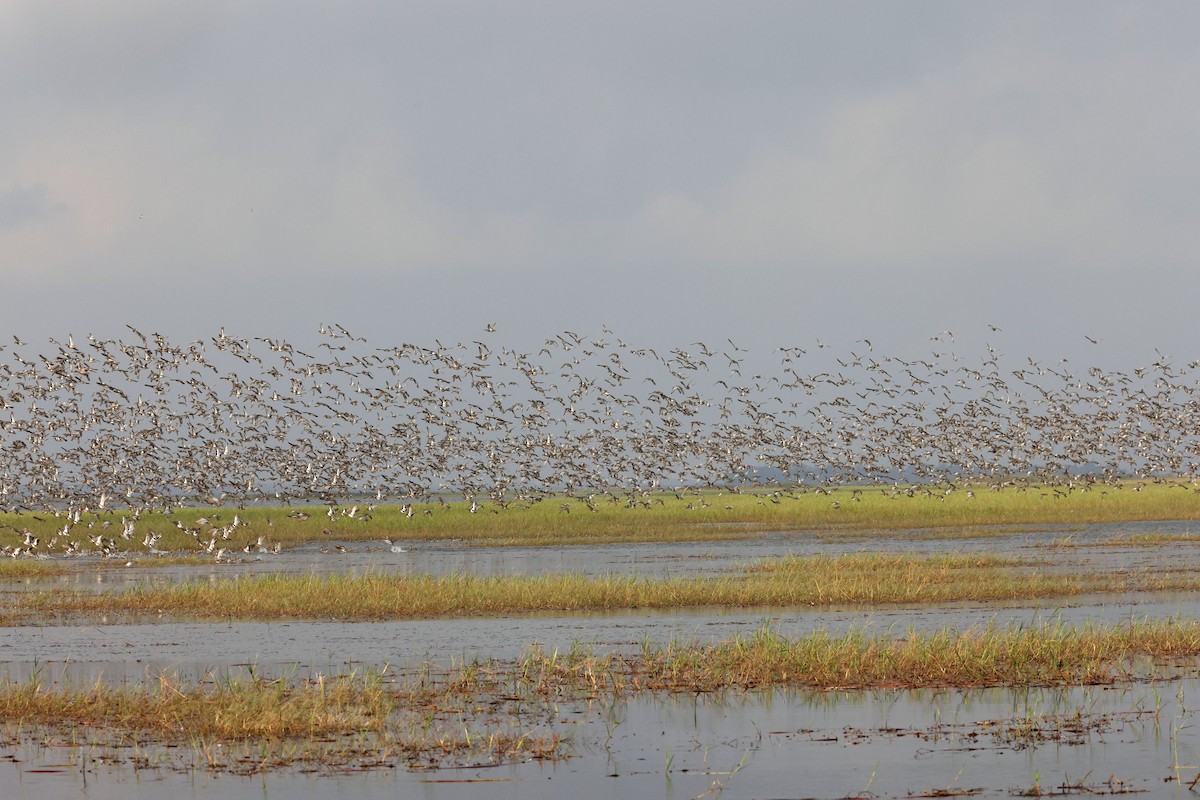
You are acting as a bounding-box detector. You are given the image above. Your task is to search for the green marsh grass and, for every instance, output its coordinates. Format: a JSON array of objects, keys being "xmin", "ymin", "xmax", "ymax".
[
  {"xmin": 0, "ymin": 560, "xmax": 66, "ymax": 578},
  {"xmin": 6, "ymin": 619, "xmax": 1200, "ymax": 754},
  {"xmin": 0, "ymin": 669, "xmax": 393, "ymax": 739},
  {"xmin": 7, "ymin": 479, "xmax": 1200, "ymax": 554},
  {"xmin": 518, "ymin": 619, "xmax": 1200, "ymax": 692},
  {"xmin": 2, "ymin": 480, "xmax": 1198, "ymax": 554},
  {"xmin": 0, "ymin": 666, "xmax": 566, "ymax": 770},
  {"xmin": 1042, "ymin": 530, "xmax": 1200, "ymax": 549},
  {"xmin": 7, "ymin": 552, "xmax": 1194, "ymax": 624}
]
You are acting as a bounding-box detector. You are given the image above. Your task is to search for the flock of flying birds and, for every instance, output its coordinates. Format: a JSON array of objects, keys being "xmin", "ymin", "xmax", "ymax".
[{"xmin": 0, "ymin": 323, "xmax": 1198, "ymax": 559}]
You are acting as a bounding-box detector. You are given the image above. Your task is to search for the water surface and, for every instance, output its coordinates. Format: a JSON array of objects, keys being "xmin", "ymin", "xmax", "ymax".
[{"xmin": 3, "ymin": 519, "xmax": 1199, "ymax": 798}]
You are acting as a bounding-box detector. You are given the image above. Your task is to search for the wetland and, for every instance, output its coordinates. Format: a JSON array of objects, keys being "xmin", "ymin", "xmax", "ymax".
[
  {"xmin": 3, "ymin": 328, "xmax": 1200, "ymax": 796},
  {"xmin": 4, "ymin": 499, "xmax": 1200, "ymax": 799}
]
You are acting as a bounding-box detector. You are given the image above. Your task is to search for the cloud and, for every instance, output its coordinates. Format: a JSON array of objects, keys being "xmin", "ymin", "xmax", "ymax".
[
  {"xmin": 3, "ymin": 116, "xmax": 547, "ymax": 284},
  {"xmin": 2, "ymin": 1, "xmax": 1199, "ymax": 357},
  {"xmin": 0, "ymin": 184, "xmax": 64, "ymax": 231},
  {"xmin": 637, "ymin": 42, "xmax": 1199, "ymax": 277}
]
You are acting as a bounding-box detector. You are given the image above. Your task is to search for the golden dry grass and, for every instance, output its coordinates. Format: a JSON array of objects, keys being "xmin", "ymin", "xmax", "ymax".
[
  {"xmin": 5, "ymin": 552, "xmax": 1193, "ymax": 624},
  {"xmin": 517, "ymin": 619, "xmax": 1200, "ymax": 692},
  {"xmin": 5, "ymin": 619, "xmax": 1196, "ymax": 745}
]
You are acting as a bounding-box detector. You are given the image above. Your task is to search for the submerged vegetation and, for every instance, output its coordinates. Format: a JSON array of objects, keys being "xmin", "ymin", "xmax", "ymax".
[
  {"xmin": 0, "ymin": 514, "xmax": 1195, "ymax": 787},
  {"xmin": 3, "ymin": 619, "xmax": 1200, "ymax": 773},
  {"xmin": 0, "ymin": 469, "xmax": 1194, "ymax": 785},
  {"xmin": 0, "ymin": 664, "xmax": 566, "ymax": 772}
]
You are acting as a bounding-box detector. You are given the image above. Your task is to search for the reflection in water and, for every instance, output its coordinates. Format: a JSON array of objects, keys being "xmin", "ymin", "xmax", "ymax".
[
  {"xmin": 3, "ymin": 680, "xmax": 1198, "ymax": 799},
  {"xmin": 19, "ymin": 517, "xmax": 1200, "ymax": 589},
  {"xmin": 2, "ymin": 521, "xmax": 1200, "ymax": 798}
]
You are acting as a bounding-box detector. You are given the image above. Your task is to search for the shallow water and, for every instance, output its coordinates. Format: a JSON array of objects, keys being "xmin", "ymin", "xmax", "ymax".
[
  {"xmin": 3, "ymin": 519, "xmax": 1200, "ymax": 798},
  {"xmin": 7, "ymin": 681, "xmax": 1200, "ymax": 798},
  {"xmin": 20, "ymin": 517, "xmax": 1200, "ymax": 590},
  {"xmin": 2, "ymin": 596, "xmax": 1197, "ymax": 687}
]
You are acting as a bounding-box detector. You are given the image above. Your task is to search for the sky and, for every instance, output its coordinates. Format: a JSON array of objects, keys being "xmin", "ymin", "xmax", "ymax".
[{"xmin": 3, "ymin": 1, "xmax": 1198, "ymax": 367}]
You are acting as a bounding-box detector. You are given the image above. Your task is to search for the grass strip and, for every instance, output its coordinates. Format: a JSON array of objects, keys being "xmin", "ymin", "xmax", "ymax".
[
  {"xmin": 2, "ymin": 480, "xmax": 1198, "ymax": 553},
  {"xmin": 3, "ymin": 620, "xmax": 1199, "ymax": 746},
  {"xmin": 0, "ymin": 666, "xmax": 565, "ymax": 770},
  {"xmin": 5, "ymin": 552, "xmax": 1194, "ymax": 623},
  {"xmin": 0, "ymin": 669, "xmax": 392, "ymax": 739},
  {"xmin": 0, "ymin": 560, "xmax": 66, "ymax": 578},
  {"xmin": 515, "ymin": 619, "xmax": 1200, "ymax": 692},
  {"xmin": 1042, "ymin": 531, "xmax": 1200, "ymax": 549}
]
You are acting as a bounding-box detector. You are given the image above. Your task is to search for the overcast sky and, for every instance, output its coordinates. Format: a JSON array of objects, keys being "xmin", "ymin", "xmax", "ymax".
[{"xmin": 3, "ymin": 1, "xmax": 1198, "ymax": 367}]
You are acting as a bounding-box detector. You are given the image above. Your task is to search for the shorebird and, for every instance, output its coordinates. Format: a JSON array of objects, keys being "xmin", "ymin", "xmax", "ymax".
[{"xmin": 0, "ymin": 321, "xmax": 1194, "ymax": 561}]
